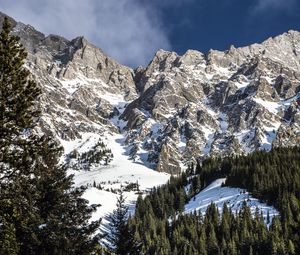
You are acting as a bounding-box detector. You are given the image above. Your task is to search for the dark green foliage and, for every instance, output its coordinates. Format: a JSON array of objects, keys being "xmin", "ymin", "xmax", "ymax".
[
  {"xmin": 0, "ymin": 17, "xmax": 40, "ymax": 138},
  {"xmin": 33, "ymin": 137, "xmax": 101, "ymax": 255},
  {"xmin": 0, "ymin": 17, "xmax": 101, "ymax": 254},
  {"xmin": 128, "ymin": 146, "xmax": 300, "ymax": 254},
  {"xmin": 131, "ymin": 201, "xmax": 294, "ymax": 255},
  {"xmin": 79, "ymin": 140, "xmax": 113, "ymax": 168},
  {"xmin": 106, "ymin": 193, "xmax": 138, "ymax": 255},
  {"xmin": 0, "ymin": 16, "xmax": 40, "ymax": 179},
  {"xmin": 123, "ymin": 182, "xmax": 140, "ymax": 192},
  {"xmin": 68, "ymin": 139, "xmax": 113, "ymax": 170},
  {"xmin": 135, "ymin": 173, "xmax": 188, "ymax": 221},
  {"xmin": 0, "ymin": 16, "xmax": 41, "ymax": 254}
]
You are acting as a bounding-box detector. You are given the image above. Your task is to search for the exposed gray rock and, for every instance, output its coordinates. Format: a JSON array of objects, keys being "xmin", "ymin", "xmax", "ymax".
[
  {"xmin": 121, "ymin": 30, "xmax": 300, "ymax": 174},
  {"xmin": 1, "ymin": 12, "xmax": 299, "ymax": 174}
]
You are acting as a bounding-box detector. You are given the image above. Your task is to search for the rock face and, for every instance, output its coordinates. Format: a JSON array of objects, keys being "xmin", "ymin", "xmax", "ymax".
[
  {"xmin": 1, "ymin": 12, "xmax": 299, "ymax": 174},
  {"xmin": 0, "ymin": 12, "xmax": 137, "ymax": 140},
  {"xmin": 122, "ymin": 33, "xmax": 300, "ymax": 174}
]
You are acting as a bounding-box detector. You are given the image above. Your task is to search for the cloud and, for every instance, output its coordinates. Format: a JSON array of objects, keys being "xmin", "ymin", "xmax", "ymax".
[
  {"xmin": 146, "ymin": 0, "xmax": 194, "ymax": 8},
  {"xmin": 0, "ymin": 0, "xmax": 175, "ymax": 67},
  {"xmin": 253, "ymin": 0, "xmax": 297, "ymax": 13}
]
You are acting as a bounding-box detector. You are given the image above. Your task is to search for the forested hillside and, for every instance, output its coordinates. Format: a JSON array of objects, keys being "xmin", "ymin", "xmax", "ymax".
[{"xmin": 125, "ymin": 147, "xmax": 300, "ymax": 254}]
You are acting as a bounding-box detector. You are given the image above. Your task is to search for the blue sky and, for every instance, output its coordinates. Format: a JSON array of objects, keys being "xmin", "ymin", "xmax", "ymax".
[
  {"xmin": 1, "ymin": 0, "xmax": 300, "ymax": 67},
  {"xmin": 161, "ymin": 0, "xmax": 300, "ymax": 55}
]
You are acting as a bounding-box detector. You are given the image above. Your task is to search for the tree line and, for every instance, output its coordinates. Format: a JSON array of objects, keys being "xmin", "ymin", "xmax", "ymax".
[{"xmin": 116, "ymin": 148, "xmax": 300, "ymax": 254}]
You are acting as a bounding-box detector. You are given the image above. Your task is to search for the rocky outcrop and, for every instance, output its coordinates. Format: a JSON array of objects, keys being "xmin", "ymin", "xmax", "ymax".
[
  {"xmin": 1, "ymin": 12, "xmax": 299, "ymax": 174},
  {"xmin": 0, "ymin": 12, "xmax": 137, "ymax": 142},
  {"xmin": 122, "ymin": 31, "xmax": 300, "ymax": 174}
]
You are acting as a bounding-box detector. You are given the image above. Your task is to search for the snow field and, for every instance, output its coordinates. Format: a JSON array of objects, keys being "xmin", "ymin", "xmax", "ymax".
[
  {"xmin": 67, "ymin": 132, "xmax": 170, "ymax": 226},
  {"xmin": 185, "ymin": 178, "xmax": 279, "ymax": 223}
]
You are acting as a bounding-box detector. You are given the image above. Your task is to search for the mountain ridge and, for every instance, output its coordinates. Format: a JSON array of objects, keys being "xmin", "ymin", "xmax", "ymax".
[{"xmin": 0, "ymin": 12, "xmax": 299, "ymax": 175}]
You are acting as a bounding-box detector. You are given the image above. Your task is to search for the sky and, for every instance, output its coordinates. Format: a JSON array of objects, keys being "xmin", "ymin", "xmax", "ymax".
[{"xmin": 0, "ymin": 0, "xmax": 300, "ymax": 67}]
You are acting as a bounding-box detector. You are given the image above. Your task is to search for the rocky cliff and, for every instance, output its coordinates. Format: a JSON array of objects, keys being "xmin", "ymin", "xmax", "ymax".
[
  {"xmin": 1, "ymin": 12, "xmax": 299, "ymax": 174},
  {"xmin": 122, "ymin": 33, "xmax": 300, "ymax": 173}
]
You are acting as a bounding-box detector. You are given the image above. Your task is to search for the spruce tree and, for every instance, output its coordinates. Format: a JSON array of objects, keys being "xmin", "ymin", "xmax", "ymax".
[
  {"xmin": 0, "ymin": 16, "xmax": 40, "ymax": 179},
  {"xmin": 0, "ymin": 16, "xmax": 101, "ymax": 254},
  {"xmin": 0, "ymin": 16, "xmax": 41, "ymax": 253},
  {"xmin": 106, "ymin": 192, "xmax": 135, "ymax": 255},
  {"xmin": 33, "ymin": 137, "xmax": 101, "ymax": 255}
]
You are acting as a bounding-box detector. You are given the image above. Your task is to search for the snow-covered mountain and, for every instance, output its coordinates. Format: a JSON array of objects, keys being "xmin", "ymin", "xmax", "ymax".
[
  {"xmin": 0, "ymin": 12, "xmax": 170, "ymax": 222},
  {"xmin": 1, "ymin": 12, "xmax": 299, "ymax": 223},
  {"xmin": 123, "ymin": 35, "xmax": 300, "ymax": 174}
]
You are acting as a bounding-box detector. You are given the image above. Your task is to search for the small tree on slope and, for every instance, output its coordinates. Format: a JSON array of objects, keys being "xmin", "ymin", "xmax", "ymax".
[{"xmin": 106, "ymin": 192, "xmax": 138, "ymax": 255}]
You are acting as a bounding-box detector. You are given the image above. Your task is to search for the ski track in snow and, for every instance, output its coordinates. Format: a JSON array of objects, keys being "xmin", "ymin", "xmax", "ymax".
[{"xmin": 185, "ymin": 178, "xmax": 279, "ymax": 223}]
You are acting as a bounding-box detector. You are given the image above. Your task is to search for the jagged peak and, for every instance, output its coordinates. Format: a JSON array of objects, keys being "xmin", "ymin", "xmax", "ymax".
[
  {"xmin": 182, "ymin": 49, "xmax": 205, "ymax": 58},
  {"xmin": 153, "ymin": 48, "xmax": 178, "ymax": 60},
  {"xmin": 45, "ymin": 34, "xmax": 69, "ymax": 43},
  {"xmin": 70, "ymin": 36, "xmax": 85, "ymax": 48},
  {"xmin": 179, "ymin": 49, "xmax": 206, "ymax": 66}
]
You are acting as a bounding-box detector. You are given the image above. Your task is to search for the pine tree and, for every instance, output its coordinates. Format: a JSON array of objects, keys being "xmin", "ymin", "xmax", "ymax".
[
  {"xmin": 221, "ymin": 203, "xmax": 231, "ymax": 242},
  {"xmin": 228, "ymin": 239, "xmax": 237, "ymax": 255},
  {"xmin": 0, "ymin": 17, "xmax": 101, "ymax": 254},
  {"xmin": 206, "ymin": 223, "xmax": 219, "ymax": 255},
  {"xmin": 198, "ymin": 231, "xmax": 207, "ymax": 255},
  {"xmin": 106, "ymin": 192, "xmax": 134, "ymax": 255},
  {"xmin": 33, "ymin": 137, "xmax": 101, "ymax": 254},
  {"xmin": 0, "ymin": 16, "xmax": 40, "ymax": 179},
  {"xmin": 0, "ymin": 16, "xmax": 41, "ymax": 253}
]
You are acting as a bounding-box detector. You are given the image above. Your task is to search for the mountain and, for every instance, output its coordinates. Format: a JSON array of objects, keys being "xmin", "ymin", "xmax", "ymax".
[
  {"xmin": 1, "ymin": 11, "xmax": 300, "ymax": 251},
  {"xmin": 0, "ymin": 12, "xmax": 171, "ymax": 224},
  {"xmin": 2, "ymin": 13, "xmax": 299, "ymax": 177},
  {"xmin": 123, "ymin": 33, "xmax": 300, "ymax": 174}
]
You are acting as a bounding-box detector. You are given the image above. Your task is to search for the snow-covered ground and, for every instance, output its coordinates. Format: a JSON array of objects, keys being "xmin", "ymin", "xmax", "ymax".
[
  {"xmin": 185, "ymin": 178, "xmax": 279, "ymax": 223},
  {"xmin": 81, "ymin": 188, "xmax": 138, "ymax": 236},
  {"xmin": 67, "ymin": 131, "xmax": 170, "ymax": 230},
  {"xmin": 70, "ymin": 132, "xmax": 169, "ymax": 190}
]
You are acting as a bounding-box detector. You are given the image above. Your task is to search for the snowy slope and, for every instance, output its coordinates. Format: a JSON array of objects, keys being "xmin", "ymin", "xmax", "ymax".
[
  {"xmin": 6, "ymin": 12, "xmax": 298, "ymax": 241},
  {"xmin": 70, "ymin": 132, "xmax": 169, "ymax": 190},
  {"xmin": 81, "ymin": 188, "xmax": 137, "ymax": 237},
  {"xmin": 185, "ymin": 179, "xmax": 279, "ymax": 223},
  {"xmin": 68, "ymin": 131, "xmax": 170, "ymax": 225}
]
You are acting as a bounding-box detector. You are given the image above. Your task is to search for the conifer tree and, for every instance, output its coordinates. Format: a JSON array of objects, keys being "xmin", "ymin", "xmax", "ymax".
[
  {"xmin": 33, "ymin": 137, "xmax": 101, "ymax": 254},
  {"xmin": 0, "ymin": 16, "xmax": 40, "ymax": 179},
  {"xmin": 0, "ymin": 16, "xmax": 41, "ymax": 253},
  {"xmin": 0, "ymin": 17, "xmax": 101, "ymax": 254},
  {"xmin": 206, "ymin": 222, "xmax": 219, "ymax": 255},
  {"xmin": 106, "ymin": 192, "xmax": 135, "ymax": 255}
]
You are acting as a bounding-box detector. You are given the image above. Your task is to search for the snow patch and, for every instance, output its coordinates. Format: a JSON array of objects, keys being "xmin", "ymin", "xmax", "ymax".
[
  {"xmin": 253, "ymin": 98, "xmax": 280, "ymax": 114},
  {"xmin": 185, "ymin": 178, "xmax": 279, "ymax": 223},
  {"xmin": 70, "ymin": 133, "xmax": 170, "ymax": 190}
]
